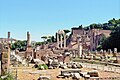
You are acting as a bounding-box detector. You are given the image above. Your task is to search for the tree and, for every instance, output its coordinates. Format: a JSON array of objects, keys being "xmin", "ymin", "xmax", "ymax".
[
  {"xmin": 11, "ymin": 40, "xmax": 27, "ymax": 51},
  {"xmin": 41, "ymin": 36, "xmax": 47, "ymax": 44},
  {"xmin": 102, "ymin": 26, "xmax": 120, "ymax": 51},
  {"xmin": 78, "ymin": 25, "xmax": 83, "ymax": 29},
  {"xmin": 63, "ymin": 29, "xmax": 70, "ymax": 39},
  {"xmin": 51, "ymin": 36, "xmax": 55, "ymax": 42},
  {"xmin": 47, "ymin": 36, "xmax": 52, "ymax": 43},
  {"xmin": 35, "ymin": 42, "xmax": 44, "ymax": 46},
  {"xmin": 41, "ymin": 36, "xmax": 47, "ymax": 40},
  {"xmin": 108, "ymin": 18, "xmax": 116, "ymax": 25},
  {"xmin": 84, "ymin": 18, "xmax": 120, "ymax": 30},
  {"xmin": 97, "ymin": 34, "xmax": 107, "ymax": 51},
  {"xmin": 63, "ymin": 29, "xmax": 70, "ymax": 34}
]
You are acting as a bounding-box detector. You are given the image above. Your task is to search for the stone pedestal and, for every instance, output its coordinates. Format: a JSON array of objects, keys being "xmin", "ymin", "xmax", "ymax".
[
  {"xmin": 113, "ymin": 48, "xmax": 117, "ymax": 57},
  {"xmin": 108, "ymin": 49, "xmax": 112, "ymax": 54}
]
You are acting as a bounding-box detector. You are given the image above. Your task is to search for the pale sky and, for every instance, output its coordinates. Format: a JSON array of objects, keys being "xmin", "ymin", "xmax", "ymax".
[{"xmin": 0, "ymin": 0, "xmax": 120, "ymax": 41}]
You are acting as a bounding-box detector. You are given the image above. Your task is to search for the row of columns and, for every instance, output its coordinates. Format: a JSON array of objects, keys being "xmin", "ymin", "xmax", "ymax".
[{"xmin": 57, "ymin": 31, "xmax": 66, "ymax": 48}]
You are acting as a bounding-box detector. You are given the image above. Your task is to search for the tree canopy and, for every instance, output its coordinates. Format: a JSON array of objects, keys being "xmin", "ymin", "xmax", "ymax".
[
  {"xmin": 63, "ymin": 29, "xmax": 70, "ymax": 34},
  {"xmin": 41, "ymin": 36, "xmax": 47, "ymax": 39},
  {"xmin": 87, "ymin": 18, "xmax": 120, "ymax": 51},
  {"xmin": 102, "ymin": 25, "xmax": 120, "ymax": 51},
  {"xmin": 84, "ymin": 18, "xmax": 120, "ymax": 30},
  {"xmin": 11, "ymin": 40, "xmax": 27, "ymax": 51}
]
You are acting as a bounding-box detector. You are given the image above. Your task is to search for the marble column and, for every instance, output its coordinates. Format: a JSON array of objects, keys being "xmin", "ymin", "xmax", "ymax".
[
  {"xmin": 57, "ymin": 33, "xmax": 59, "ymax": 48},
  {"xmin": 64, "ymin": 34, "xmax": 66, "ymax": 48},
  {"xmin": 78, "ymin": 43, "xmax": 82, "ymax": 57},
  {"xmin": 60, "ymin": 34, "xmax": 62, "ymax": 48}
]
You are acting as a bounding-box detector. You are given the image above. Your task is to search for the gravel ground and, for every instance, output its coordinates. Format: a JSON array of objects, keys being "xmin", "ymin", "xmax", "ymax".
[{"xmin": 10, "ymin": 67, "xmax": 120, "ymax": 80}]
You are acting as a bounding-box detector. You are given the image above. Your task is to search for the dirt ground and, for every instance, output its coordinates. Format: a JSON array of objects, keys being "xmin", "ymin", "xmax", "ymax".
[{"xmin": 10, "ymin": 66, "xmax": 120, "ymax": 80}]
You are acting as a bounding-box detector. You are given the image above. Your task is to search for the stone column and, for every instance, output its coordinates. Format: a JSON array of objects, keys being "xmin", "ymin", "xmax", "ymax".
[
  {"xmin": 8, "ymin": 32, "xmax": 10, "ymax": 43},
  {"xmin": 60, "ymin": 34, "xmax": 62, "ymax": 48},
  {"xmin": 7, "ymin": 32, "xmax": 11, "ymax": 71},
  {"xmin": 27, "ymin": 32, "xmax": 30, "ymax": 46},
  {"xmin": 57, "ymin": 33, "xmax": 59, "ymax": 48},
  {"xmin": 8, "ymin": 32, "xmax": 10, "ymax": 39},
  {"xmin": 64, "ymin": 34, "xmax": 66, "ymax": 48},
  {"xmin": 7, "ymin": 45, "xmax": 10, "ymax": 72},
  {"xmin": 78, "ymin": 43, "xmax": 82, "ymax": 58}
]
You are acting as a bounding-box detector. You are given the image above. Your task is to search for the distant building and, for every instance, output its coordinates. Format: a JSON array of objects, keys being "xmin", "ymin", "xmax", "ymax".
[
  {"xmin": 0, "ymin": 32, "xmax": 17, "ymax": 44},
  {"xmin": 68, "ymin": 27, "xmax": 111, "ymax": 51},
  {"xmin": 0, "ymin": 38, "xmax": 16, "ymax": 44}
]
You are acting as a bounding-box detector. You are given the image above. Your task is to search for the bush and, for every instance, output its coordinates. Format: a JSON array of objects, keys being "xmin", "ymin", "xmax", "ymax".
[
  {"xmin": 44, "ymin": 64, "xmax": 48, "ymax": 69},
  {"xmin": 4, "ymin": 74, "xmax": 14, "ymax": 80},
  {"xmin": 0, "ymin": 73, "xmax": 14, "ymax": 80},
  {"xmin": 37, "ymin": 64, "xmax": 48, "ymax": 70}
]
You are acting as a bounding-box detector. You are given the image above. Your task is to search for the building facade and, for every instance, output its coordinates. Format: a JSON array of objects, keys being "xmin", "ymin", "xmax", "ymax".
[{"xmin": 69, "ymin": 27, "xmax": 111, "ymax": 51}]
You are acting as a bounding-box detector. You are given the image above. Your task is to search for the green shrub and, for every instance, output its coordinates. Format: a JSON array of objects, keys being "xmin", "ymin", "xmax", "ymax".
[
  {"xmin": 0, "ymin": 73, "xmax": 14, "ymax": 80},
  {"xmin": 44, "ymin": 64, "xmax": 48, "ymax": 69},
  {"xmin": 37, "ymin": 65, "xmax": 43, "ymax": 70},
  {"xmin": 37, "ymin": 64, "xmax": 48, "ymax": 70},
  {"xmin": 4, "ymin": 74, "xmax": 14, "ymax": 80}
]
